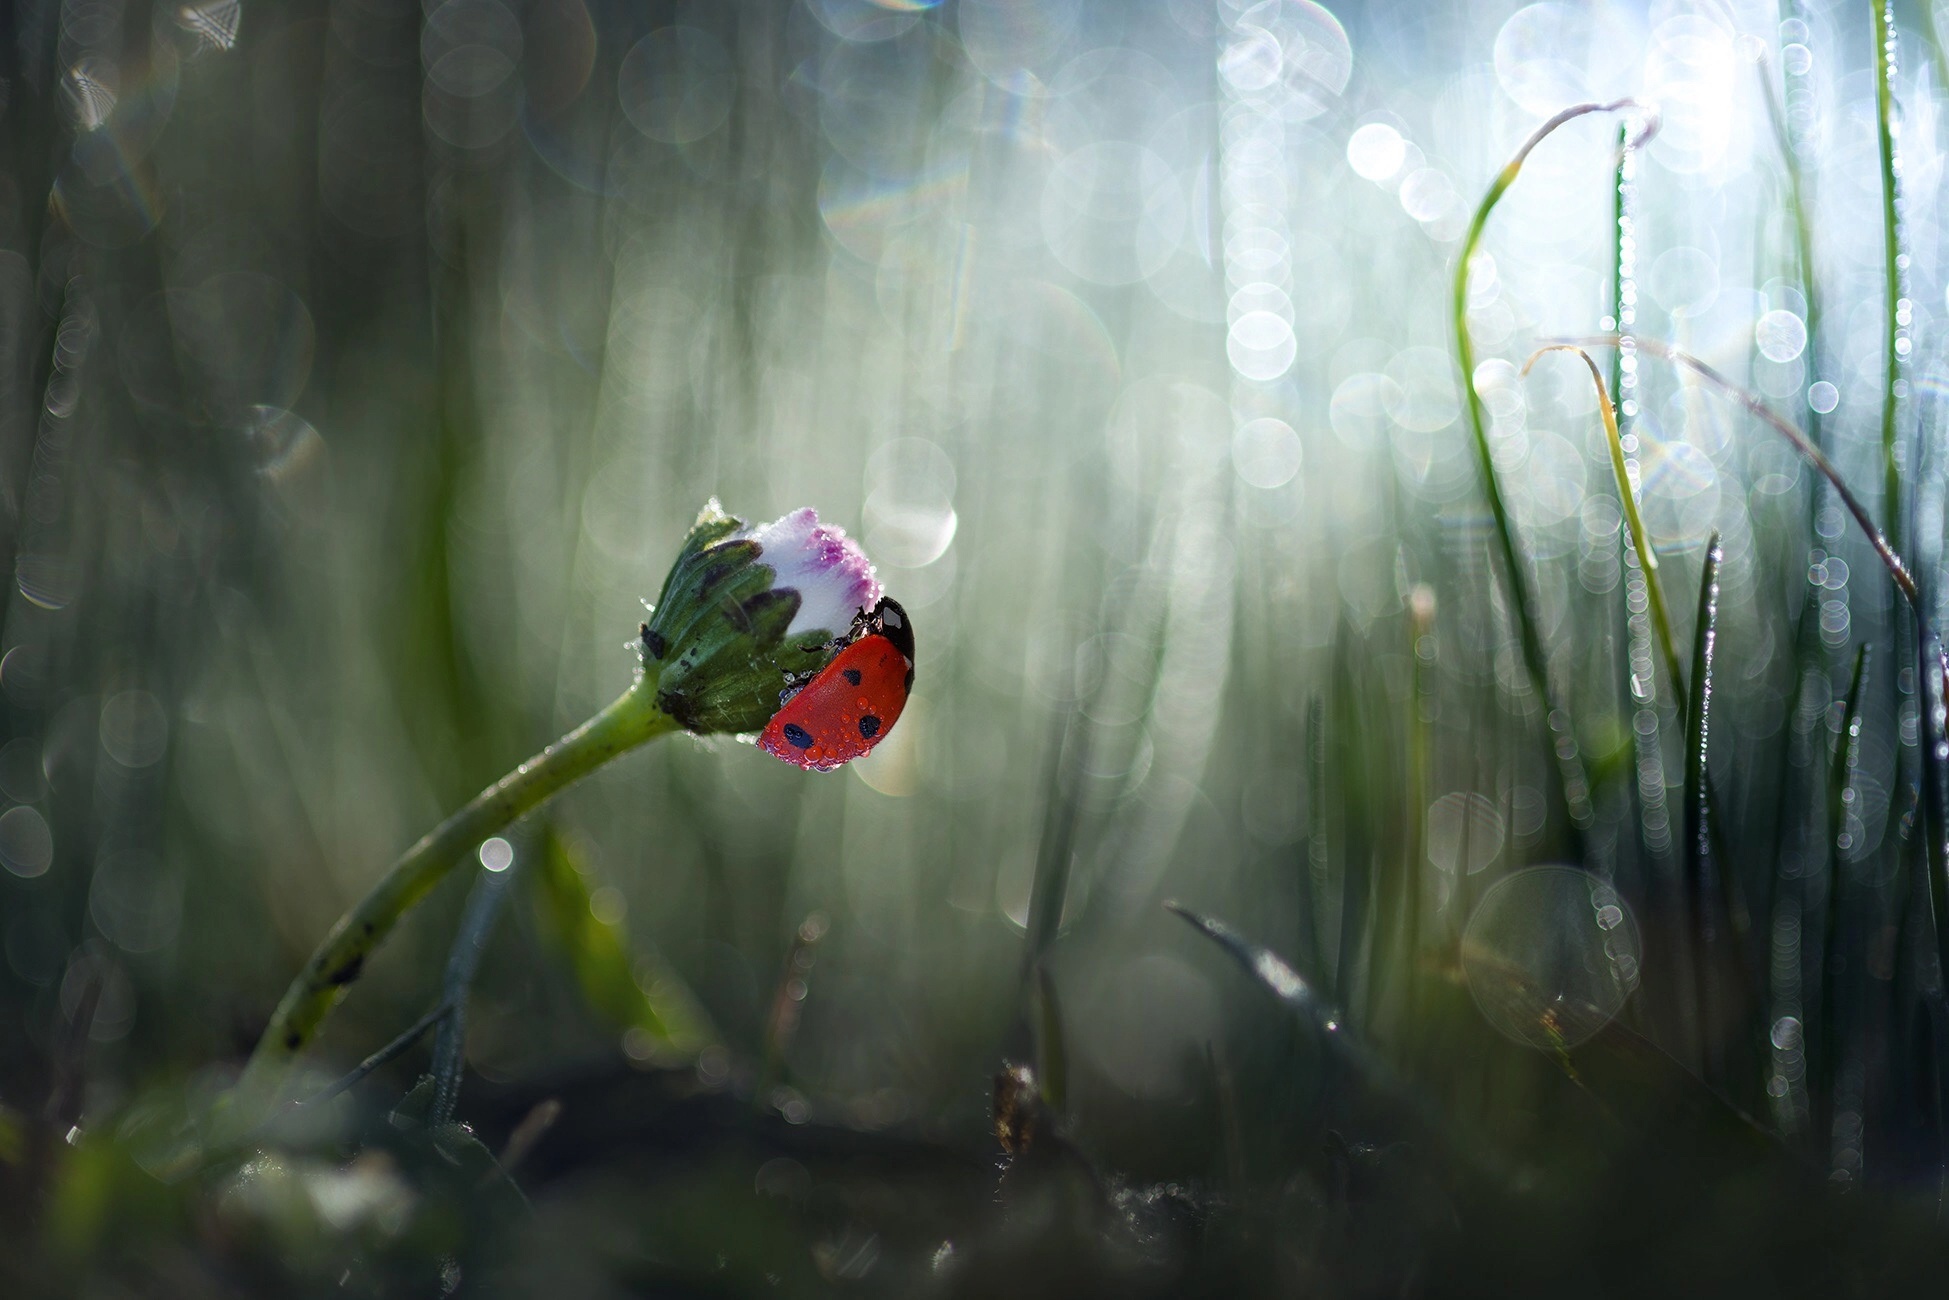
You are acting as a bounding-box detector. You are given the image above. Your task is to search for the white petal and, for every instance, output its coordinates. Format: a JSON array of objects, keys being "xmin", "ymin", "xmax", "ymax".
[{"xmin": 746, "ymin": 508, "xmax": 881, "ymax": 637}]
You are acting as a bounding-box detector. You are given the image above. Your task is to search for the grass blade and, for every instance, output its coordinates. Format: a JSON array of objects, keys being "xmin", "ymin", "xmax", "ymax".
[
  {"xmin": 1683, "ymin": 533, "xmax": 1726, "ymax": 1082},
  {"xmin": 1454, "ymin": 100, "xmax": 1648, "ymax": 837},
  {"xmin": 1030, "ymin": 965, "xmax": 1068, "ymax": 1115},
  {"xmin": 1753, "ymin": 15, "xmax": 1825, "ymax": 458},
  {"xmin": 1523, "ymin": 344, "xmax": 1684, "ymax": 697},
  {"xmin": 1302, "ymin": 692, "xmax": 1327, "ymax": 981},
  {"xmin": 1818, "ymin": 643, "xmax": 1870, "ymax": 1157},
  {"xmin": 1873, "ymin": 0, "xmax": 1906, "ymax": 554},
  {"xmin": 431, "ymin": 846, "xmax": 525, "ymax": 1123},
  {"xmin": 1167, "ymin": 904, "xmax": 1350, "ymax": 1049}
]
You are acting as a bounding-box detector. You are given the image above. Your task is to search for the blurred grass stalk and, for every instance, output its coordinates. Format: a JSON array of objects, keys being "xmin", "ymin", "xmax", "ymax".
[{"xmin": 216, "ymin": 681, "xmax": 680, "ymax": 1143}]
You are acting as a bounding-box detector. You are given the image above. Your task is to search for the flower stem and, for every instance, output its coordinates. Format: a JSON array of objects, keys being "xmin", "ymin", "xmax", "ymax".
[{"xmin": 218, "ymin": 677, "xmax": 677, "ymax": 1142}]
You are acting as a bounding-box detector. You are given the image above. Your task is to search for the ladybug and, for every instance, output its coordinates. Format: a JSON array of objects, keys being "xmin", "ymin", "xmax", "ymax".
[{"xmin": 759, "ymin": 597, "xmax": 914, "ymax": 771}]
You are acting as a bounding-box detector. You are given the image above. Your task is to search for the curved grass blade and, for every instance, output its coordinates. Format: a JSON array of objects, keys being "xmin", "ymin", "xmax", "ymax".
[
  {"xmin": 1169, "ymin": 902, "xmax": 1347, "ymax": 1032},
  {"xmin": 1454, "ymin": 100, "xmax": 1650, "ymax": 836},
  {"xmin": 1523, "ymin": 345, "xmax": 1684, "ymax": 697}
]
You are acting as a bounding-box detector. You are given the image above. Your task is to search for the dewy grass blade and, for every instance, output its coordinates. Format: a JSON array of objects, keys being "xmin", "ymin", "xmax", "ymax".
[
  {"xmin": 1818, "ymin": 644, "xmax": 1870, "ymax": 1152},
  {"xmin": 1874, "ymin": 0, "xmax": 1907, "ymax": 555},
  {"xmin": 1523, "ymin": 345, "xmax": 1684, "ymax": 697},
  {"xmin": 1608, "ymin": 122, "xmax": 1629, "ymax": 412},
  {"xmin": 1454, "ymin": 100, "xmax": 1648, "ymax": 836},
  {"xmin": 1753, "ymin": 12, "xmax": 1824, "ymax": 456},
  {"xmin": 1683, "ymin": 533, "xmax": 1724, "ymax": 1081}
]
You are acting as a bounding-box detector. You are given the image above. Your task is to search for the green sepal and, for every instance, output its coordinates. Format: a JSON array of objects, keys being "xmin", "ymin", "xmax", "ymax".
[{"xmin": 642, "ymin": 502, "xmax": 846, "ymax": 735}]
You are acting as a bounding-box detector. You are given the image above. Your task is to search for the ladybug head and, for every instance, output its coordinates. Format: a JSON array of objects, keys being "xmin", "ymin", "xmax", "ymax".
[{"xmin": 863, "ymin": 597, "xmax": 914, "ymax": 665}]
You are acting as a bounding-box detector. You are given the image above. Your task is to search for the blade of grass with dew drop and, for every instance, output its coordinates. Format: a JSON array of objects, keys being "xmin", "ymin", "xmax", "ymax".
[
  {"xmin": 1754, "ymin": 8, "xmax": 1825, "ymax": 459},
  {"xmin": 1874, "ymin": 0, "xmax": 1906, "ymax": 557},
  {"xmin": 1523, "ymin": 345, "xmax": 1684, "ymax": 696},
  {"xmin": 1453, "ymin": 99, "xmax": 1647, "ymax": 842},
  {"xmin": 1682, "ymin": 534, "xmax": 1736, "ymax": 1087},
  {"xmin": 529, "ymin": 824, "xmax": 716, "ymax": 1058},
  {"xmin": 1608, "ymin": 122, "xmax": 1628, "ymax": 409},
  {"xmin": 1817, "ymin": 643, "xmax": 1870, "ymax": 1156},
  {"xmin": 1527, "ymin": 345, "xmax": 1756, "ymax": 1027},
  {"xmin": 430, "ymin": 840, "xmax": 526, "ymax": 1123},
  {"xmin": 1919, "ymin": 630, "xmax": 1949, "ymax": 1051}
]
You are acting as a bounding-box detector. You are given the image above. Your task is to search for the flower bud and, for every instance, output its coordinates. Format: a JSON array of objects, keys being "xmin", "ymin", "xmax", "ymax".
[{"xmin": 641, "ymin": 501, "xmax": 882, "ymax": 735}]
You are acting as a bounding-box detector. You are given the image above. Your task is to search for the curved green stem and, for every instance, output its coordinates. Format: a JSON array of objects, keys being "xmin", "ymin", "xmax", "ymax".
[{"xmin": 218, "ymin": 676, "xmax": 678, "ymax": 1142}]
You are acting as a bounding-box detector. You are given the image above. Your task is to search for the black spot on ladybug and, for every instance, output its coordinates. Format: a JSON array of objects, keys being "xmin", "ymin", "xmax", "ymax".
[
  {"xmin": 783, "ymin": 723, "xmax": 815, "ymax": 750},
  {"xmin": 642, "ymin": 627, "xmax": 667, "ymax": 659},
  {"xmin": 843, "ymin": 668, "xmax": 862, "ymax": 686},
  {"xmin": 858, "ymin": 715, "xmax": 881, "ymax": 739}
]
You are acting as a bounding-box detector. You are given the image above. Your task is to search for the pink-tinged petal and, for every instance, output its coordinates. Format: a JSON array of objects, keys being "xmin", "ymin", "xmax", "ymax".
[{"xmin": 745, "ymin": 508, "xmax": 882, "ymax": 637}]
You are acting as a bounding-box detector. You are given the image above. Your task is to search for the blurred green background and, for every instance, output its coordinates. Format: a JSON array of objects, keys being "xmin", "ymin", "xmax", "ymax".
[{"xmin": 9, "ymin": 0, "xmax": 1949, "ymax": 1294}]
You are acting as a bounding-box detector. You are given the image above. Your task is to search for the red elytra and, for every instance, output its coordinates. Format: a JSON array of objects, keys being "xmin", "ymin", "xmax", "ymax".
[{"xmin": 759, "ymin": 597, "xmax": 914, "ymax": 772}]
